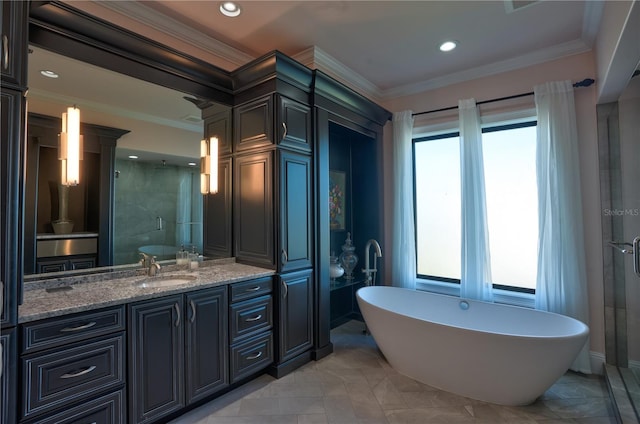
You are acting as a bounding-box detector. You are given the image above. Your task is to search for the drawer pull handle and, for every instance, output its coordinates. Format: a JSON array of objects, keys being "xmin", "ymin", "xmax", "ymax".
[
  {"xmin": 174, "ymin": 303, "xmax": 181, "ymax": 327},
  {"xmin": 2, "ymin": 35, "xmax": 8, "ymax": 70},
  {"xmin": 246, "ymin": 351, "xmax": 262, "ymax": 360},
  {"xmin": 282, "ymin": 122, "xmax": 287, "ymax": 141},
  {"xmin": 60, "ymin": 321, "xmax": 97, "ymax": 332},
  {"xmin": 245, "ymin": 314, "xmax": 262, "ymax": 322},
  {"xmin": 245, "ymin": 286, "xmax": 261, "ymax": 292},
  {"xmin": 60, "ymin": 365, "xmax": 97, "ymax": 379},
  {"xmin": 189, "ymin": 299, "xmax": 196, "ymax": 323}
]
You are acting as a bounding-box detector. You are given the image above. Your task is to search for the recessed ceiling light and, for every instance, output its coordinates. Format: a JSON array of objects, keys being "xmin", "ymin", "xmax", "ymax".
[
  {"xmin": 128, "ymin": 155, "xmax": 139, "ymax": 159},
  {"xmin": 40, "ymin": 70, "xmax": 59, "ymax": 78},
  {"xmin": 439, "ymin": 41, "xmax": 458, "ymax": 52},
  {"xmin": 188, "ymin": 162, "xmax": 197, "ymax": 166},
  {"xmin": 220, "ymin": 2, "xmax": 241, "ymax": 17}
]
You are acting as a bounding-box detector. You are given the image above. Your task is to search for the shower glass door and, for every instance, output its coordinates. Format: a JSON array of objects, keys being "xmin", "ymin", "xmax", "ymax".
[{"xmin": 599, "ymin": 72, "xmax": 640, "ymax": 420}]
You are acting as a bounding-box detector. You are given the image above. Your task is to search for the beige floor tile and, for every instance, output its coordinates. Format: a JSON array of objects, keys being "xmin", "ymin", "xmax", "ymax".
[{"xmin": 170, "ymin": 320, "xmax": 617, "ymax": 424}]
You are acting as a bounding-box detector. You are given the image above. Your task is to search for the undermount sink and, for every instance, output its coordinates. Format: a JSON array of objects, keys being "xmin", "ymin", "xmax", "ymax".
[{"xmin": 136, "ymin": 274, "xmax": 197, "ymax": 288}]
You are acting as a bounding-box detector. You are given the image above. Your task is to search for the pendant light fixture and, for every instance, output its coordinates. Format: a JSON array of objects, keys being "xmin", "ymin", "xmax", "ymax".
[
  {"xmin": 200, "ymin": 136, "xmax": 218, "ymax": 194},
  {"xmin": 59, "ymin": 106, "xmax": 83, "ymax": 186}
]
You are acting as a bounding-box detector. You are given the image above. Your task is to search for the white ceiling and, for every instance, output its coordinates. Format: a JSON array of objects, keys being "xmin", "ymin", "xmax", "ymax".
[
  {"xmin": 80, "ymin": 0, "xmax": 602, "ymax": 98},
  {"xmin": 28, "ymin": 0, "xmax": 605, "ymax": 163}
]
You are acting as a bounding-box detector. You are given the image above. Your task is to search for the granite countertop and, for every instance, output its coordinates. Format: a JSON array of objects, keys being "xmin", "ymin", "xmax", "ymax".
[{"xmin": 19, "ymin": 259, "xmax": 275, "ymax": 323}]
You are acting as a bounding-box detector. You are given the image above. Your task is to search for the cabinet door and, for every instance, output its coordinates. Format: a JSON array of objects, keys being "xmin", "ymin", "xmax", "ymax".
[
  {"xmin": 277, "ymin": 95, "xmax": 311, "ymax": 153},
  {"xmin": 278, "ymin": 270, "xmax": 314, "ymax": 362},
  {"xmin": 0, "ymin": 0, "xmax": 28, "ymax": 87},
  {"xmin": 234, "ymin": 96, "xmax": 273, "ymax": 152},
  {"xmin": 203, "ymin": 157, "xmax": 233, "ymax": 258},
  {"xmin": 278, "ymin": 150, "xmax": 313, "ymax": 273},
  {"xmin": 234, "ymin": 151, "xmax": 274, "ymax": 268},
  {"xmin": 1, "ymin": 87, "xmax": 24, "ymax": 328},
  {"xmin": 128, "ymin": 295, "xmax": 184, "ymax": 424},
  {"xmin": 184, "ymin": 287, "xmax": 228, "ymax": 404},
  {"xmin": 1, "ymin": 328, "xmax": 16, "ymax": 424}
]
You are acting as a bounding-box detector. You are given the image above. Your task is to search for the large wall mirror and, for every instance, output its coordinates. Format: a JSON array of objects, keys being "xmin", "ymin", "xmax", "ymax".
[{"xmin": 25, "ymin": 1, "xmax": 233, "ymax": 277}]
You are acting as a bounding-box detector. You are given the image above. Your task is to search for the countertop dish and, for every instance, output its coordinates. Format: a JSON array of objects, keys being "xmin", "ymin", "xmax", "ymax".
[{"xmin": 19, "ymin": 259, "xmax": 275, "ymax": 323}]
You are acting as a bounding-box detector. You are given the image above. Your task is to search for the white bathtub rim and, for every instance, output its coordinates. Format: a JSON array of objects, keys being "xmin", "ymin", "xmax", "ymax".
[{"xmin": 356, "ymin": 285, "xmax": 589, "ymax": 340}]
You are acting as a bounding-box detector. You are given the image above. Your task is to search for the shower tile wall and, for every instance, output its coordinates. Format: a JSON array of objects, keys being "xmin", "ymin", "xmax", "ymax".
[{"xmin": 114, "ymin": 159, "xmax": 198, "ymax": 265}]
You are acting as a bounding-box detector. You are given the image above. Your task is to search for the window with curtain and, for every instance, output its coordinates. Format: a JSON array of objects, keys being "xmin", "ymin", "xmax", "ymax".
[{"xmin": 413, "ymin": 121, "xmax": 538, "ymax": 293}]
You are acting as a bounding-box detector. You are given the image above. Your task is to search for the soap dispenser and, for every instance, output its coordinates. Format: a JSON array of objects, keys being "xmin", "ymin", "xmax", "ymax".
[{"xmin": 176, "ymin": 245, "xmax": 188, "ymax": 267}]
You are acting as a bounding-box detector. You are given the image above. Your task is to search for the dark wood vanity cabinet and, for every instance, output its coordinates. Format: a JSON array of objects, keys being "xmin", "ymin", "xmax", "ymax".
[
  {"xmin": 1, "ymin": 328, "xmax": 17, "ymax": 424},
  {"xmin": 233, "ymin": 95, "xmax": 314, "ymax": 272},
  {"xmin": 128, "ymin": 286, "xmax": 228, "ymax": 424},
  {"xmin": 1, "ymin": 0, "xmax": 29, "ymax": 87},
  {"xmin": 276, "ymin": 269, "xmax": 314, "ymax": 365},
  {"xmin": 19, "ymin": 306, "xmax": 127, "ymax": 423},
  {"xmin": 229, "ymin": 277, "xmax": 274, "ymax": 383}
]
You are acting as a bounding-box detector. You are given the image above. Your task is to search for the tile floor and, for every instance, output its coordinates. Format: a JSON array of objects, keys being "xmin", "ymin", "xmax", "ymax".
[{"xmin": 171, "ymin": 320, "xmax": 616, "ymax": 424}]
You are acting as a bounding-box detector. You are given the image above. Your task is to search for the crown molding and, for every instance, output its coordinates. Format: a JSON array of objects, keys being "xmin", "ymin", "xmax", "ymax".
[
  {"xmin": 293, "ymin": 46, "xmax": 383, "ymax": 103},
  {"xmin": 382, "ymin": 38, "xmax": 592, "ymax": 99},
  {"xmin": 94, "ymin": 1, "xmax": 254, "ymax": 68}
]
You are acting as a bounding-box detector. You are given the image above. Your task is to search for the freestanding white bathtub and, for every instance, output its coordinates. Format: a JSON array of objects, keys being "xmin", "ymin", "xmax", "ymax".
[{"xmin": 356, "ymin": 286, "xmax": 589, "ymax": 406}]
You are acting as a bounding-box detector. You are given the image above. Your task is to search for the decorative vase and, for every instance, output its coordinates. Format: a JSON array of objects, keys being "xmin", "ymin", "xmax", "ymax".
[
  {"xmin": 52, "ymin": 184, "xmax": 74, "ymax": 234},
  {"xmin": 329, "ymin": 252, "xmax": 344, "ymax": 282},
  {"xmin": 339, "ymin": 232, "xmax": 358, "ymax": 280}
]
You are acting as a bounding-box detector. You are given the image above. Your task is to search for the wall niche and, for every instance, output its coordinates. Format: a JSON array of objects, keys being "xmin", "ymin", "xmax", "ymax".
[{"xmin": 328, "ymin": 122, "xmax": 382, "ymax": 328}]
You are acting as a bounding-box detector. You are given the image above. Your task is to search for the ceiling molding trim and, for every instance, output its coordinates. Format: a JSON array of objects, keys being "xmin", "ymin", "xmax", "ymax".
[
  {"xmin": 293, "ymin": 46, "xmax": 383, "ymax": 103},
  {"xmin": 582, "ymin": 0, "xmax": 604, "ymax": 47},
  {"xmin": 382, "ymin": 39, "xmax": 592, "ymax": 99},
  {"xmin": 29, "ymin": 88, "xmax": 203, "ymax": 133},
  {"xmin": 95, "ymin": 1, "xmax": 255, "ymax": 68}
]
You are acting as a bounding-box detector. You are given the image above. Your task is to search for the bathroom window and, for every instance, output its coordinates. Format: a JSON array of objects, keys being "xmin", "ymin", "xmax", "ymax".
[{"xmin": 413, "ymin": 121, "xmax": 538, "ymax": 294}]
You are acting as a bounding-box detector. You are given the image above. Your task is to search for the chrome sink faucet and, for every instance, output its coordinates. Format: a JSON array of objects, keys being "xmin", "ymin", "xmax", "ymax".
[
  {"xmin": 362, "ymin": 239, "xmax": 382, "ymax": 286},
  {"xmin": 140, "ymin": 252, "xmax": 161, "ymax": 276}
]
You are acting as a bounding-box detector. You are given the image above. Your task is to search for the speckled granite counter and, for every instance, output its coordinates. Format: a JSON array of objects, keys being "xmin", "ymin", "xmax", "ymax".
[{"xmin": 19, "ymin": 259, "xmax": 275, "ymax": 323}]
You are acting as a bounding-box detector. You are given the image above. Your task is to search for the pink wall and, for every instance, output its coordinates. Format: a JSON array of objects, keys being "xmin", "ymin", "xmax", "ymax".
[{"xmin": 380, "ymin": 52, "xmax": 606, "ymax": 365}]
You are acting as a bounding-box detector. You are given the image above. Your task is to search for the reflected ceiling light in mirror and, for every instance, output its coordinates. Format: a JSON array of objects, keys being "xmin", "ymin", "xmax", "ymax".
[
  {"xmin": 40, "ymin": 69, "xmax": 59, "ymax": 78},
  {"xmin": 439, "ymin": 40, "xmax": 458, "ymax": 52},
  {"xmin": 200, "ymin": 137, "xmax": 218, "ymax": 194},
  {"xmin": 220, "ymin": 1, "xmax": 241, "ymax": 17},
  {"xmin": 59, "ymin": 106, "xmax": 83, "ymax": 186},
  {"xmin": 128, "ymin": 155, "xmax": 139, "ymax": 159},
  {"xmin": 188, "ymin": 162, "xmax": 197, "ymax": 166}
]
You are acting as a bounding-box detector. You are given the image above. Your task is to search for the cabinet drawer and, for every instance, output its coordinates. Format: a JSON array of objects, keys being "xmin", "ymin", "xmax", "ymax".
[
  {"xmin": 22, "ymin": 333, "xmax": 125, "ymax": 420},
  {"xmin": 230, "ymin": 277, "xmax": 272, "ymax": 302},
  {"xmin": 230, "ymin": 295, "xmax": 272, "ymax": 343},
  {"xmin": 22, "ymin": 306, "xmax": 125, "ymax": 353},
  {"xmin": 28, "ymin": 390, "xmax": 125, "ymax": 424},
  {"xmin": 230, "ymin": 332, "xmax": 273, "ymax": 383}
]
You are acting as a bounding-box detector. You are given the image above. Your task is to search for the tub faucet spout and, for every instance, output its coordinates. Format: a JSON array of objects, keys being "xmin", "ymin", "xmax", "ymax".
[{"xmin": 362, "ymin": 239, "xmax": 382, "ymax": 286}]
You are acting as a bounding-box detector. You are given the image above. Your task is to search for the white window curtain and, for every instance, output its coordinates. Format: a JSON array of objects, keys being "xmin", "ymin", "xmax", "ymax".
[
  {"xmin": 534, "ymin": 81, "xmax": 591, "ymax": 373},
  {"xmin": 391, "ymin": 110, "xmax": 417, "ymax": 290},
  {"xmin": 459, "ymin": 99, "xmax": 493, "ymax": 302}
]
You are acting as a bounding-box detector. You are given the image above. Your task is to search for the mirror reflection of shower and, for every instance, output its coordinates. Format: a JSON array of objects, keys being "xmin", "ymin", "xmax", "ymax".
[{"xmin": 113, "ymin": 158, "xmax": 202, "ymax": 265}]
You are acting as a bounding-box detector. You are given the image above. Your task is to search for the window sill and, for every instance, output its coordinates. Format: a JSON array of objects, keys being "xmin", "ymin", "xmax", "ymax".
[{"xmin": 415, "ymin": 279, "xmax": 535, "ymax": 309}]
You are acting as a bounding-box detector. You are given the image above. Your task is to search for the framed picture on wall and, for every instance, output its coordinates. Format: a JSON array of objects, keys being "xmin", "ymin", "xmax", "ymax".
[{"xmin": 329, "ymin": 170, "xmax": 346, "ymax": 231}]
